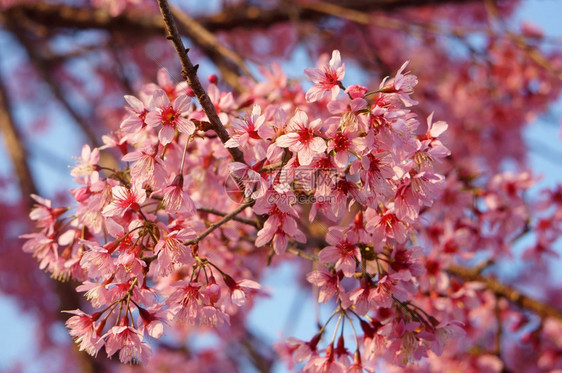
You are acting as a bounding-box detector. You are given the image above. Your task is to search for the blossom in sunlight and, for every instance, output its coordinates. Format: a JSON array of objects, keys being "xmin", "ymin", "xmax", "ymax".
[
  {"xmin": 102, "ymin": 184, "xmax": 146, "ymax": 217},
  {"xmin": 145, "ymin": 89, "xmax": 195, "ymax": 145},
  {"xmin": 276, "ymin": 110, "xmax": 327, "ymax": 166},
  {"xmin": 305, "ymin": 50, "xmax": 345, "ymax": 102}
]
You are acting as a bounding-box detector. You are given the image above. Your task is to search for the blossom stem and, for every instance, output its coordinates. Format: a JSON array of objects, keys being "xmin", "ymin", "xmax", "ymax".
[
  {"xmin": 345, "ymin": 313, "xmax": 361, "ymax": 352},
  {"xmin": 447, "ymin": 264, "xmax": 562, "ymax": 321},
  {"xmin": 179, "ymin": 134, "xmax": 193, "ymax": 174},
  {"xmin": 330, "ymin": 313, "xmax": 343, "ymax": 345}
]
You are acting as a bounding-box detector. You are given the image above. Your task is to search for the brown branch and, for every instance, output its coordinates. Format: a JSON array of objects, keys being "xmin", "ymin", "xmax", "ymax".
[
  {"xmin": 238, "ymin": 330, "xmax": 275, "ymax": 373},
  {"xmin": 484, "ymin": 0, "xmax": 562, "ymax": 80},
  {"xmin": 196, "ymin": 0, "xmax": 482, "ymax": 32},
  {"xmin": 4, "ymin": 0, "xmax": 482, "ymax": 35},
  {"xmin": 197, "ymin": 207, "xmax": 259, "ymax": 227},
  {"xmin": 1, "ymin": 3, "xmax": 164, "ymax": 35},
  {"xmin": 0, "ymin": 73, "xmax": 103, "ymax": 373},
  {"xmin": 287, "ymin": 246, "xmax": 321, "ymax": 263},
  {"xmin": 5, "ymin": 20, "xmax": 101, "ymax": 147},
  {"xmin": 170, "ymin": 6, "xmax": 255, "ymax": 91},
  {"xmin": 447, "ymin": 265, "xmax": 562, "ymax": 322},
  {"xmin": 0, "ymin": 72, "xmax": 37, "ymax": 204},
  {"xmin": 184, "ymin": 200, "xmax": 254, "ymax": 247},
  {"xmin": 294, "ymin": 0, "xmax": 472, "ymax": 36},
  {"xmin": 289, "ymin": 241, "xmax": 562, "ymax": 323},
  {"xmin": 156, "ymin": 0, "xmax": 246, "ymax": 164}
]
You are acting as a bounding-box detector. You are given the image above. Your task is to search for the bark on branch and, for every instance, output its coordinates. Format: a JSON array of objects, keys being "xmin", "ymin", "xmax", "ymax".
[
  {"xmin": 5, "ymin": 21, "xmax": 101, "ymax": 147},
  {"xmin": 156, "ymin": 0, "xmax": 246, "ymax": 164},
  {"xmin": 170, "ymin": 6, "xmax": 255, "ymax": 91},
  {"xmin": 4, "ymin": 0, "xmax": 482, "ymax": 35},
  {"xmin": 447, "ymin": 265, "xmax": 562, "ymax": 321},
  {"xmin": 0, "ymin": 74, "xmax": 103, "ymax": 373}
]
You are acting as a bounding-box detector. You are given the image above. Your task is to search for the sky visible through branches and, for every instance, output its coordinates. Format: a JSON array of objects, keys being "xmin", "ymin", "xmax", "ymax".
[{"xmin": 0, "ymin": 0, "xmax": 562, "ymax": 372}]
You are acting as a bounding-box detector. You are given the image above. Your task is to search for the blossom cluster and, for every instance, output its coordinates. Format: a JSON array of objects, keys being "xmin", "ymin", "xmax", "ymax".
[{"xmin": 21, "ymin": 50, "xmax": 460, "ymax": 370}]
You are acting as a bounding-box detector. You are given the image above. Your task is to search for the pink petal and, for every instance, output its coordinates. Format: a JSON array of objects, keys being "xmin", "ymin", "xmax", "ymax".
[
  {"xmin": 121, "ymin": 151, "xmax": 142, "ymax": 162},
  {"xmin": 318, "ymin": 246, "xmax": 340, "ymax": 263},
  {"xmin": 159, "ymin": 126, "xmax": 175, "ymax": 145},
  {"xmin": 145, "ymin": 111, "xmax": 161, "ymax": 128},
  {"xmin": 238, "ymin": 279, "xmax": 261, "ymax": 289},
  {"xmin": 173, "ymin": 95, "xmax": 191, "ymax": 114},
  {"xmin": 176, "ymin": 117, "xmax": 195, "ymax": 135},
  {"xmin": 298, "ymin": 146, "xmax": 315, "ymax": 166},
  {"xmin": 276, "ymin": 133, "xmax": 299, "ymax": 148},
  {"xmin": 429, "ymin": 120, "xmax": 448, "ymax": 138},
  {"xmin": 150, "ymin": 89, "xmax": 170, "ymax": 109},
  {"xmin": 329, "ymin": 50, "xmax": 342, "ymax": 68},
  {"xmin": 124, "ymin": 95, "xmax": 145, "ymax": 112}
]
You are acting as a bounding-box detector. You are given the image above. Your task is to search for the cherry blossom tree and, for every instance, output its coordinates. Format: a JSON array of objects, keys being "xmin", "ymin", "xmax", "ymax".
[{"xmin": 1, "ymin": 0, "xmax": 562, "ymax": 372}]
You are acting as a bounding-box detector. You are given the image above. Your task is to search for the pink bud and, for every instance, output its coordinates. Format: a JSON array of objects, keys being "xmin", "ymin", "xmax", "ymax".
[
  {"xmin": 208, "ymin": 74, "xmax": 218, "ymax": 84},
  {"xmin": 345, "ymin": 84, "xmax": 368, "ymax": 99}
]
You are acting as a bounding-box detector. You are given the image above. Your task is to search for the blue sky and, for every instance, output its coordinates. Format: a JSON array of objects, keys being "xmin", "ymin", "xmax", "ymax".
[{"xmin": 1, "ymin": 1, "xmax": 562, "ymax": 372}]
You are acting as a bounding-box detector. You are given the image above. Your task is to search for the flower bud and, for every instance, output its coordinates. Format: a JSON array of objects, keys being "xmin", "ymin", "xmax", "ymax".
[{"xmin": 208, "ymin": 74, "xmax": 218, "ymax": 84}]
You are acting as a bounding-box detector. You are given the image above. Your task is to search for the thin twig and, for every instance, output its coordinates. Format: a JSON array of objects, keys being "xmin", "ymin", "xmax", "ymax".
[
  {"xmin": 184, "ymin": 200, "xmax": 254, "ymax": 246},
  {"xmin": 0, "ymin": 73, "xmax": 37, "ymax": 203},
  {"xmin": 170, "ymin": 6, "xmax": 255, "ymax": 91},
  {"xmin": 197, "ymin": 207, "xmax": 259, "ymax": 227},
  {"xmin": 447, "ymin": 265, "xmax": 562, "ymax": 322},
  {"xmin": 286, "ymin": 246, "xmax": 321, "ymax": 263},
  {"xmin": 484, "ymin": 0, "xmax": 562, "ymax": 80},
  {"xmin": 156, "ymin": 0, "xmax": 246, "ymax": 164},
  {"xmin": 7, "ymin": 20, "xmax": 101, "ymax": 147},
  {"xmin": 494, "ymin": 297, "xmax": 502, "ymax": 356},
  {"xmin": 0, "ymin": 70, "xmax": 102, "ymax": 373}
]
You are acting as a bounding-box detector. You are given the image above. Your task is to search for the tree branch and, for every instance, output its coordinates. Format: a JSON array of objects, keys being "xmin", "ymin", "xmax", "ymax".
[
  {"xmin": 0, "ymin": 71, "xmax": 37, "ymax": 203},
  {"xmin": 170, "ymin": 6, "xmax": 255, "ymax": 91},
  {"xmin": 447, "ymin": 265, "xmax": 562, "ymax": 322},
  {"xmin": 6, "ymin": 21, "xmax": 101, "ymax": 147},
  {"xmin": 184, "ymin": 200, "xmax": 254, "ymax": 247},
  {"xmin": 196, "ymin": 0, "xmax": 482, "ymax": 32},
  {"xmin": 0, "ymin": 72, "xmax": 103, "ymax": 373},
  {"xmin": 197, "ymin": 207, "xmax": 259, "ymax": 227},
  {"xmin": 156, "ymin": 0, "xmax": 246, "ymax": 164},
  {"xmin": 4, "ymin": 0, "xmax": 483, "ymax": 35},
  {"xmin": 1, "ymin": 3, "xmax": 164, "ymax": 35}
]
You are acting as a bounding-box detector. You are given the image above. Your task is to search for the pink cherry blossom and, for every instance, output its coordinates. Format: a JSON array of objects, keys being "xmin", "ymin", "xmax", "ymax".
[
  {"xmin": 318, "ymin": 228, "xmax": 361, "ymax": 277},
  {"xmin": 276, "ymin": 110, "xmax": 327, "ymax": 166},
  {"xmin": 305, "ymin": 50, "xmax": 346, "ymax": 102},
  {"xmin": 306, "ymin": 266, "xmax": 343, "ymax": 303},
  {"xmin": 64, "ymin": 309, "xmax": 104, "ymax": 357},
  {"xmin": 153, "ymin": 227, "xmax": 196, "ymax": 276},
  {"xmin": 70, "ymin": 144, "xmax": 100, "ymax": 182},
  {"xmin": 102, "ymin": 183, "xmax": 146, "ymax": 217},
  {"xmin": 103, "ymin": 324, "xmax": 152, "ymax": 364},
  {"xmin": 225, "ymin": 104, "xmax": 266, "ymax": 148},
  {"xmin": 121, "ymin": 147, "xmax": 166, "ymax": 187},
  {"xmin": 120, "ymin": 94, "xmax": 149, "ymax": 134},
  {"xmin": 379, "ymin": 61, "xmax": 418, "ymax": 107},
  {"xmin": 145, "ymin": 89, "xmax": 195, "ymax": 145}
]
